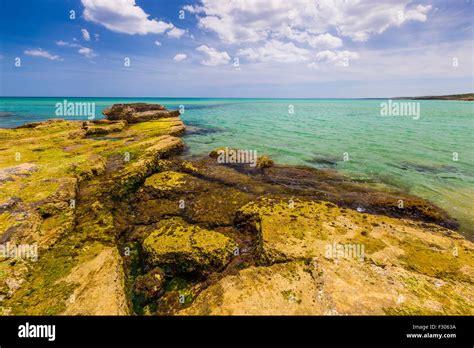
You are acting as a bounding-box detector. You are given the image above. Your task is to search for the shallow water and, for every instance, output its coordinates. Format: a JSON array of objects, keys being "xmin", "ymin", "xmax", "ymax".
[{"xmin": 1, "ymin": 97, "xmax": 472, "ymax": 234}]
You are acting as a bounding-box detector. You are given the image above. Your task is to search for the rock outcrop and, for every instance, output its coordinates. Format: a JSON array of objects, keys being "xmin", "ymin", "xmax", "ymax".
[
  {"xmin": 0, "ymin": 104, "xmax": 184, "ymax": 315},
  {"xmin": 182, "ymin": 199, "xmax": 473, "ymax": 315},
  {"xmin": 103, "ymin": 103, "xmax": 180, "ymax": 123}
]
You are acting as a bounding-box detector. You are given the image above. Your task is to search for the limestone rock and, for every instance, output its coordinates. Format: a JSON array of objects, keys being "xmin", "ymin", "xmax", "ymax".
[
  {"xmin": 62, "ymin": 247, "xmax": 129, "ymax": 315},
  {"xmin": 223, "ymin": 198, "xmax": 474, "ymax": 315},
  {"xmin": 114, "ymin": 135, "xmax": 184, "ymax": 196},
  {"xmin": 180, "ymin": 261, "xmax": 323, "ymax": 315},
  {"xmin": 144, "ymin": 171, "xmax": 187, "ymax": 192},
  {"xmin": 143, "ymin": 218, "xmax": 236, "ymax": 274},
  {"xmin": 0, "ymin": 163, "xmax": 39, "ymax": 183},
  {"xmin": 103, "ymin": 103, "xmax": 180, "ymax": 123},
  {"xmin": 83, "ymin": 120, "xmax": 127, "ymax": 136}
]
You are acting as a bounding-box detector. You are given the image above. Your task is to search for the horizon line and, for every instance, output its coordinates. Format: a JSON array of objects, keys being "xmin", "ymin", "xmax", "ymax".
[{"xmin": 1, "ymin": 93, "xmax": 472, "ymax": 100}]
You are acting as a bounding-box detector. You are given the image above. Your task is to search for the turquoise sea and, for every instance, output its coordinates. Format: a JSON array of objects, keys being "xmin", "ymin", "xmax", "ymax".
[{"xmin": 1, "ymin": 97, "xmax": 473, "ymax": 235}]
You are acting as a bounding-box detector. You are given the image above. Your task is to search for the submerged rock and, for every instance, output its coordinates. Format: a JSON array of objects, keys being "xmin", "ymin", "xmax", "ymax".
[{"xmin": 103, "ymin": 103, "xmax": 180, "ymax": 123}]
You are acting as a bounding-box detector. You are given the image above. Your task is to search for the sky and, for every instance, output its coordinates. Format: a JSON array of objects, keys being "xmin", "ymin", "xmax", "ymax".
[{"xmin": 0, "ymin": 0, "xmax": 473, "ymax": 98}]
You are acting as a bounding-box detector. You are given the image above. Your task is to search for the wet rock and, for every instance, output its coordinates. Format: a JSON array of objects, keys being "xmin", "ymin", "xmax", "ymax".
[
  {"xmin": 309, "ymin": 154, "xmax": 339, "ymax": 168},
  {"xmin": 134, "ymin": 268, "xmax": 166, "ymax": 302},
  {"xmin": 209, "ymin": 147, "xmax": 233, "ymax": 159},
  {"xmin": 178, "ymin": 160, "xmax": 198, "ymax": 174}
]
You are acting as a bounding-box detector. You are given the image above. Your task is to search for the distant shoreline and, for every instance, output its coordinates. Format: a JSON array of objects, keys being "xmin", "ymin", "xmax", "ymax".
[{"xmin": 393, "ymin": 93, "xmax": 474, "ymax": 101}]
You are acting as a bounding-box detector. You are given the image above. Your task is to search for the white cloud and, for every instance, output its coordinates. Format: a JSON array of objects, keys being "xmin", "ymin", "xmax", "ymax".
[
  {"xmin": 182, "ymin": 4, "xmax": 203, "ymax": 14},
  {"xmin": 78, "ymin": 47, "xmax": 97, "ymax": 59},
  {"xmin": 167, "ymin": 27, "xmax": 186, "ymax": 39},
  {"xmin": 94, "ymin": 33, "xmax": 100, "ymax": 41},
  {"xmin": 238, "ymin": 40, "xmax": 310, "ymax": 63},
  {"xmin": 81, "ymin": 28, "xmax": 91, "ymax": 41},
  {"xmin": 55, "ymin": 40, "xmax": 70, "ymax": 46},
  {"xmin": 196, "ymin": 45, "xmax": 230, "ymax": 66},
  {"xmin": 54, "ymin": 40, "xmax": 97, "ymax": 59},
  {"xmin": 24, "ymin": 48, "xmax": 62, "ymax": 61},
  {"xmin": 155, "ymin": 40, "xmax": 162, "ymax": 46},
  {"xmin": 311, "ymin": 50, "xmax": 360, "ymax": 67},
  {"xmin": 308, "ymin": 50, "xmax": 360, "ymax": 69},
  {"xmin": 55, "ymin": 40, "xmax": 79, "ymax": 48},
  {"xmin": 185, "ymin": 0, "xmax": 432, "ymax": 43},
  {"xmin": 81, "ymin": 0, "xmax": 174, "ymax": 35},
  {"xmin": 283, "ymin": 29, "xmax": 342, "ymax": 49},
  {"xmin": 173, "ymin": 53, "xmax": 187, "ymax": 62},
  {"xmin": 335, "ymin": 3, "xmax": 432, "ymax": 42}
]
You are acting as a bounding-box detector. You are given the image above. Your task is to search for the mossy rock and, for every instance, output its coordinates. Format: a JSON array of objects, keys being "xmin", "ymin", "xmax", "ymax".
[
  {"xmin": 84, "ymin": 120, "xmax": 127, "ymax": 136},
  {"xmin": 134, "ymin": 267, "xmax": 166, "ymax": 302},
  {"xmin": 112, "ymin": 136, "xmax": 184, "ymax": 197},
  {"xmin": 103, "ymin": 103, "xmax": 180, "ymax": 123},
  {"xmin": 178, "ymin": 160, "xmax": 198, "ymax": 174},
  {"xmin": 235, "ymin": 198, "xmax": 474, "ymax": 273},
  {"xmin": 0, "ymin": 106, "xmax": 187, "ymax": 315},
  {"xmin": 144, "ymin": 171, "xmax": 187, "ymax": 191},
  {"xmin": 180, "ymin": 261, "xmax": 322, "ymax": 315},
  {"xmin": 143, "ymin": 218, "xmax": 237, "ymax": 275},
  {"xmin": 256, "ymin": 155, "xmax": 274, "ymax": 169}
]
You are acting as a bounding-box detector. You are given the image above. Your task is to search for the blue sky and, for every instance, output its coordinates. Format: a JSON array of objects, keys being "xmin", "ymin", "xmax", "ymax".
[{"xmin": 0, "ymin": 0, "xmax": 472, "ymax": 98}]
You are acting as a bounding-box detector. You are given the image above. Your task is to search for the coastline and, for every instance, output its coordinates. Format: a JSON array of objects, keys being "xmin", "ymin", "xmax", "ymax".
[{"xmin": 0, "ymin": 103, "xmax": 472, "ymax": 315}]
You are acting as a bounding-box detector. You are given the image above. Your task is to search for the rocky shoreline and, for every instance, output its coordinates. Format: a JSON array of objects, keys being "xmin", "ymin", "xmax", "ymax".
[{"xmin": 0, "ymin": 103, "xmax": 472, "ymax": 315}]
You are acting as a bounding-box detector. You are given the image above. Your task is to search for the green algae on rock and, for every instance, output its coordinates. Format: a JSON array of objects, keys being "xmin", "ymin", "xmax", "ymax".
[
  {"xmin": 103, "ymin": 103, "xmax": 180, "ymax": 123},
  {"xmin": 144, "ymin": 171, "xmax": 188, "ymax": 191},
  {"xmin": 0, "ymin": 103, "xmax": 185, "ymax": 315},
  {"xmin": 182, "ymin": 199, "xmax": 473, "ymax": 315},
  {"xmin": 180, "ymin": 260, "xmax": 322, "ymax": 315},
  {"xmin": 83, "ymin": 120, "xmax": 127, "ymax": 136},
  {"xmin": 143, "ymin": 217, "xmax": 237, "ymax": 275}
]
